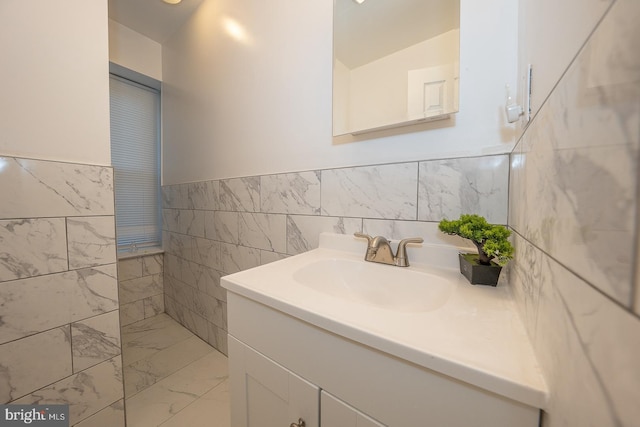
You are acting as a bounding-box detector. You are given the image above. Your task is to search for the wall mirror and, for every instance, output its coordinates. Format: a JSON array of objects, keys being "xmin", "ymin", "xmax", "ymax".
[{"xmin": 333, "ymin": 0, "xmax": 460, "ymax": 136}]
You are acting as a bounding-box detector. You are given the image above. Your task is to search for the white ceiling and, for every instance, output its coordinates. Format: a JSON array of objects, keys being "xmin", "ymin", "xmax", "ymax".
[{"xmin": 108, "ymin": 0, "xmax": 205, "ymax": 44}]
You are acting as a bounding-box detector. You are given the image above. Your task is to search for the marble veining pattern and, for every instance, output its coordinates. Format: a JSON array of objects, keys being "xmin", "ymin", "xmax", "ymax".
[
  {"xmin": 144, "ymin": 294, "xmax": 165, "ymax": 318},
  {"xmin": 180, "ymin": 210, "xmax": 206, "ymax": 237},
  {"xmin": 118, "ymin": 257, "xmax": 143, "ymax": 281},
  {"xmin": 321, "ymin": 163, "xmax": 418, "ymax": 219},
  {"xmin": 194, "ymin": 237, "xmax": 221, "ymax": 268},
  {"xmin": 532, "ymin": 263, "xmax": 617, "ymax": 427},
  {"xmin": 286, "ymin": 215, "xmax": 362, "ymax": 256},
  {"xmin": 119, "ymin": 274, "xmax": 163, "ymax": 305},
  {"xmin": 67, "ymin": 216, "xmax": 117, "ymax": 269},
  {"xmin": 519, "ymin": 235, "xmax": 640, "ymax": 426},
  {"xmin": 507, "ymin": 1, "xmax": 640, "ymax": 426},
  {"xmin": 125, "ymin": 350, "xmax": 227, "ymax": 427},
  {"xmin": 121, "ymin": 315, "xmax": 228, "ymax": 427},
  {"xmin": 238, "ymin": 213, "xmax": 287, "ymax": 253},
  {"xmin": 162, "ymin": 184, "xmax": 189, "ymax": 210},
  {"xmin": 219, "ymin": 177, "xmax": 260, "ymax": 212},
  {"xmin": 74, "ymin": 399, "xmax": 125, "ymax": 427},
  {"xmin": 167, "ymin": 255, "xmax": 224, "ymax": 302},
  {"xmin": 0, "ymin": 326, "xmax": 72, "ymax": 403},
  {"xmin": 118, "ymin": 253, "xmax": 164, "ymax": 326},
  {"xmin": 120, "ymin": 301, "xmax": 145, "ymax": 327},
  {"xmin": 549, "ymin": 258, "xmax": 640, "ymax": 424},
  {"xmin": 192, "ymin": 292, "xmax": 225, "ymax": 330},
  {"xmin": 0, "ymin": 264, "xmax": 118, "ymax": 344},
  {"xmin": 261, "ymin": 171, "xmax": 321, "ymax": 215},
  {"xmin": 418, "ymin": 155, "xmax": 509, "ymax": 224},
  {"xmin": 165, "ymin": 296, "xmax": 210, "ymax": 343},
  {"xmin": 204, "ymin": 211, "xmax": 239, "ymax": 244},
  {"xmin": 260, "ymin": 250, "xmax": 289, "ymax": 266},
  {"xmin": 0, "ymin": 155, "xmax": 121, "ymax": 423},
  {"xmin": 509, "ymin": 0, "xmax": 639, "ymax": 307},
  {"xmin": 504, "ymin": 233, "xmax": 543, "ymax": 344},
  {"xmin": 142, "ymin": 254, "xmax": 163, "ymax": 276},
  {"xmin": 124, "ymin": 335, "xmax": 213, "ymax": 397},
  {"xmin": 12, "ymin": 356, "xmax": 123, "ymax": 426},
  {"xmin": 71, "ymin": 310, "xmax": 121, "ymax": 372},
  {"xmin": 0, "ymin": 218, "xmax": 68, "ymax": 281},
  {"xmin": 219, "ymin": 242, "xmax": 260, "ymax": 274},
  {"xmin": 188, "ymin": 180, "xmax": 219, "ymax": 210},
  {"xmin": 0, "ymin": 157, "xmax": 114, "ymax": 219}
]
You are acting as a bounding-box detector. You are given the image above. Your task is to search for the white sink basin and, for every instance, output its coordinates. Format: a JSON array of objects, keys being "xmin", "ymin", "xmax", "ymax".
[{"xmin": 292, "ymin": 257, "xmax": 453, "ymax": 313}]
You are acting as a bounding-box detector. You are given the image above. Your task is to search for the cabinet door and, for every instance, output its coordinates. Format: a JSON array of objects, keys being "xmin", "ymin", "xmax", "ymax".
[
  {"xmin": 229, "ymin": 336, "xmax": 319, "ymax": 427},
  {"xmin": 321, "ymin": 391, "xmax": 386, "ymax": 427}
]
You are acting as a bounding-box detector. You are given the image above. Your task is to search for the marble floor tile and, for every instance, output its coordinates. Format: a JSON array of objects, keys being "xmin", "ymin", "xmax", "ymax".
[
  {"xmin": 158, "ymin": 380, "xmax": 230, "ymax": 427},
  {"xmin": 120, "ymin": 313, "xmax": 182, "ymax": 342},
  {"xmin": 122, "ymin": 321, "xmax": 195, "ymax": 366},
  {"xmin": 122, "ymin": 314, "xmax": 230, "ymax": 427},
  {"xmin": 125, "ymin": 353, "xmax": 228, "ymax": 427},
  {"xmin": 74, "ymin": 399, "xmax": 125, "ymax": 427},
  {"xmin": 124, "ymin": 334, "xmax": 214, "ymax": 396}
]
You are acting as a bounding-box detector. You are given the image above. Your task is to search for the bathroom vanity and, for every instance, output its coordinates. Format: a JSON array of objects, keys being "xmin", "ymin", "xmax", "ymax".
[{"xmin": 222, "ymin": 233, "xmax": 547, "ymax": 427}]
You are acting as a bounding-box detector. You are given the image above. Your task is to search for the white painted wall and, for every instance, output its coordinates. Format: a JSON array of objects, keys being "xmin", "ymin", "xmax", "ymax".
[
  {"xmin": 109, "ymin": 20, "xmax": 163, "ymax": 81},
  {"xmin": 515, "ymin": 0, "xmax": 614, "ymax": 134},
  {"xmin": 333, "ymin": 59, "xmax": 350, "ymax": 135},
  {"xmin": 346, "ymin": 30, "xmax": 459, "ymax": 134},
  {"xmin": 162, "ymin": 0, "xmax": 518, "ymax": 184},
  {"xmin": 0, "ymin": 0, "xmax": 111, "ymax": 166}
]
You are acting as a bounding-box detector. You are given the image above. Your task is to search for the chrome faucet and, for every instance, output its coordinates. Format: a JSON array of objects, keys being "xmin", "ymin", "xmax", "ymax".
[{"xmin": 354, "ymin": 233, "xmax": 424, "ymax": 267}]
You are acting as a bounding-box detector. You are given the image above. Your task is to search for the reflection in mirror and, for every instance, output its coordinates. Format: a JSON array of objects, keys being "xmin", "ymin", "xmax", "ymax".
[{"xmin": 333, "ymin": 0, "xmax": 460, "ymax": 136}]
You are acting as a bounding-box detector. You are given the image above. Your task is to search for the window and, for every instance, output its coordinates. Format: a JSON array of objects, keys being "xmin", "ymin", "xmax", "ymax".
[{"xmin": 109, "ymin": 72, "xmax": 161, "ymax": 253}]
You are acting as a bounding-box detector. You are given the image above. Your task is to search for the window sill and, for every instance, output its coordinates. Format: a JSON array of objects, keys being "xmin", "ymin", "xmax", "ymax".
[{"xmin": 117, "ymin": 247, "xmax": 164, "ymax": 261}]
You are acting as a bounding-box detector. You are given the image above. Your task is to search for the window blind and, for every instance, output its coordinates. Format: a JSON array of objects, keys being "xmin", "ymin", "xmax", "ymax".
[{"xmin": 109, "ymin": 75, "xmax": 161, "ymax": 252}]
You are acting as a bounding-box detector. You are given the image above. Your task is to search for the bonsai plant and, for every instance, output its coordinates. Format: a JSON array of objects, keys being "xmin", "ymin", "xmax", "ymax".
[{"xmin": 438, "ymin": 214, "xmax": 514, "ymax": 286}]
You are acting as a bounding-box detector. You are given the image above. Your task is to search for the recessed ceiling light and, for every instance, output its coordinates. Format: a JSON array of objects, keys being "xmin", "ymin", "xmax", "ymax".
[
  {"xmin": 163, "ymin": 0, "xmax": 182, "ymax": 4},
  {"xmin": 353, "ymin": 0, "xmax": 366, "ymax": 4}
]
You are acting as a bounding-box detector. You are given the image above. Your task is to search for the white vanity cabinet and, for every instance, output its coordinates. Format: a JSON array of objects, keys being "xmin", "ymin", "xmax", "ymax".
[
  {"xmin": 321, "ymin": 391, "xmax": 385, "ymax": 427},
  {"xmin": 228, "ymin": 336, "xmax": 320, "ymax": 427},
  {"xmin": 226, "ymin": 293, "xmax": 541, "ymax": 427},
  {"xmin": 229, "ymin": 335, "xmax": 384, "ymax": 427}
]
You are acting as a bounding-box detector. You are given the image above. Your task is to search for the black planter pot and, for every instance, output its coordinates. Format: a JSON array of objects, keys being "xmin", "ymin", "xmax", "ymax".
[{"xmin": 458, "ymin": 253, "xmax": 502, "ymax": 286}]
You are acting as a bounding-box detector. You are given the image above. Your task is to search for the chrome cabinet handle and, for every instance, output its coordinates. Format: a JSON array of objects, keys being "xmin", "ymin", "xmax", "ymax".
[{"xmin": 290, "ymin": 418, "xmax": 306, "ymax": 427}]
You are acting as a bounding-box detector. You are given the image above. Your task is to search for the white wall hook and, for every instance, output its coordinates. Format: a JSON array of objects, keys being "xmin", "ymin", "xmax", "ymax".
[{"xmin": 505, "ymin": 84, "xmax": 524, "ymax": 123}]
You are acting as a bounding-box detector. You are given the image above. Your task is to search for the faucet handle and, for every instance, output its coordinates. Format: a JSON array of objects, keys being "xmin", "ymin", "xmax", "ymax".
[
  {"xmin": 398, "ymin": 237, "xmax": 424, "ymax": 246},
  {"xmin": 395, "ymin": 237, "xmax": 424, "ymax": 267},
  {"xmin": 354, "ymin": 232, "xmax": 373, "ymax": 246}
]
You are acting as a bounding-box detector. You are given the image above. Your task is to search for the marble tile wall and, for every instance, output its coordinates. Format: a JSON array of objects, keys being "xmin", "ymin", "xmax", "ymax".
[
  {"xmin": 162, "ymin": 154, "xmax": 508, "ymax": 354},
  {"xmin": 118, "ymin": 253, "xmax": 165, "ymax": 326},
  {"xmin": 0, "ymin": 157, "xmax": 125, "ymax": 427},
  {"xmin": 507, "ymin": 0, "xmax": 640, "ymax": 425}
]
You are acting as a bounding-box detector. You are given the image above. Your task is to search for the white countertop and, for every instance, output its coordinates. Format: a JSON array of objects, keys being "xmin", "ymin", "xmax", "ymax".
[{"xmin": 221, "ymin": 233, "xmax": 548, "ymax": 409}]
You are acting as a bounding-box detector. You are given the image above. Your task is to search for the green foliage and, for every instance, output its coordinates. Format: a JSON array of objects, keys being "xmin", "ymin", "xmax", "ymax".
[{"xmin": 439, "ymin": 214, "xmax": 514, "ymax": 266}]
